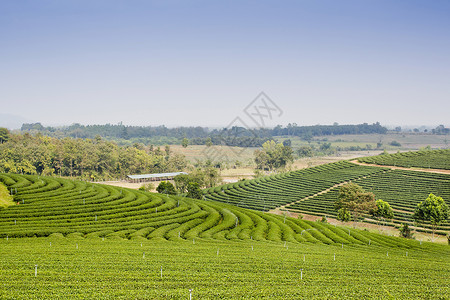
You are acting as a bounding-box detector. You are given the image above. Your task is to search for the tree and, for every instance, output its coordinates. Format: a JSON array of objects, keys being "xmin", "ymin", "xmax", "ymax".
[
  {"xmin": 205, "ymin": 137, "xmax": 212, "ymax": 147},
  {"xmin": 254, "ymin": 140, "xmax": 294, "ymax": 171},
  {"xmin": 182, "ymin": 138, "xmax": 189, "ymax": 148},
  {"xmin": 156, "ymin": 181, "xmax": 177, "ymax": 195},
  {"xmin": 413, "ymin": 193, "xmax": 448, "ymax": 239},
  {"xmin": 399, "ymin": 223, "xmax": 414, "ymax": 239},
  {"xmin": 372, "ymin": 199, "xmax": 394, "ymax": 226},
  {"xmin": 337, "ymin": 208, "xmax": 351, "ymax": 222},
  {"xmin": 186, "ymin": 182, "xmax": 202, "ymax": 199},
  {"xmin": 0, "ymin": 127, "xmax": 9, "ymax": 144},
  {"xmin": 335, "ymin": 183, "xmax": 377, "ymax": 222}
]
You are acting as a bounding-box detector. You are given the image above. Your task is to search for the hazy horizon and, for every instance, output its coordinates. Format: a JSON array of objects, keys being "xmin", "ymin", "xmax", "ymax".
[{"xmin": 1, "ymin": 1, "xmax": 449, "ymax": 128}]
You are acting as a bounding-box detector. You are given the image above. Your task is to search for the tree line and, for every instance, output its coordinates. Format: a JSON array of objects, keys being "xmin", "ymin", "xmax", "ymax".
[
  {"xmin": 19, "ymin": 122, "xmax": 392, "ymax": 147},
  {"xmin": 0, "ymin": 130, "xmax": 188, "ymax": 181}
]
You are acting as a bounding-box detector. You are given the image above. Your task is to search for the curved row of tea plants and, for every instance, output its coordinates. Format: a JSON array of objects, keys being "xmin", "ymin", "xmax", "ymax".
[
  {"xmin": 0, "ymin": 173, "xmax": 430, "ymax": 249},
  {"xmin": 203, "ymin": 161, "xmax": 389, "ymax": 211},
  {"xmin": 287, "ymin": 169, "xmax": 450, "ymax": 234},
  {"xmin": 358, "ymin": 149, "xmax": 450, "ymax": 170}
]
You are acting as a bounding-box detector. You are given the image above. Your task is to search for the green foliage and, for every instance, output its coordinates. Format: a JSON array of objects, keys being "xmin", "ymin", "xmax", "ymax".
[
  {"xmin": 254, "ymin": 140, "xmax": 294, "ymax": 171},
  {"xmin": 0, "ymin": 127, "xmax": 9, "ymax": 144},
  {"xmin": 337, "ymin": 208, "xmax": 351, "ymax": 222},
  {"xmin": 389, "ymin": 140, "xmax": 402, "ymax": 147},
  {"xmin": 182, "ymin": 138, "xmax": 189, "ymax": 148},
  {"xmin": 414, "ymin": 194, "xmax": 449, "ymax": 235},
  {"xmin": 399, "ymin": 223, "xmax": 414, "ymax": 239},
  {"xmin": 373, "ymin": 199, "xmax": 394, "ymax": 220},
  {"xmin": 335, "ymin": 183, "xmax": 376, "ymax": 221},
  {"xmin": 0, "ymin": 182, "xmax": 13, "ymax": 208},
  {"xmin": 156, "ymin": 181, "xmax": 177, "ymax": 195},
  {"xmin": 138, "ymin": 183, "xmax": 155, "ymax": 192},
  {"xmin": 0, "ymin": 132, "xmax": 188, "ymax": 180},
  {"xmin": 186, "ymin": 182, "xmax": 202, "ymax": 199}
]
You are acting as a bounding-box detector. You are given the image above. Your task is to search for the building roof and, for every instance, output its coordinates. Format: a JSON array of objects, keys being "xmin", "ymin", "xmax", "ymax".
[{"xmin": 127, "ymin": 172, "xmax": 188, "ymax": 179}]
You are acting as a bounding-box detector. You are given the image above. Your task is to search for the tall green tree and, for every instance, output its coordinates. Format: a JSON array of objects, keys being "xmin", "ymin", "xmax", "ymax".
[
  {"xmin": 182, "ymin": 138, "xmax": 189, "ymax": 148},
  {"xmin": 372, "ymin": 199, "xmax": 394, "ymax": 226},
  {"xmin": 254, "ymin": 140, "xmax": 293, "ymax": 171},
  {"xmin": 186, "ymin": 182, "xmax": 202, "ymax": 199},
  {"xmin": 0, "ymin": 127, "xmax": 9, "ymax": 144},
  {"xmin": 156, "ymin": 181, "xmax": 177, "ymax": 195},
  {"xmin": 413, "ymin": 193, "xmax": 448, "ymax": 239},
  {"xmin": 335, "ymin": 183, "xmax": 377, "ymax": 222}
]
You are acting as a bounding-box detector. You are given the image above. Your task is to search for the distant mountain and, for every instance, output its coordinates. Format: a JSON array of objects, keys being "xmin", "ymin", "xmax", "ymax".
[{"xmin": 0, "ymin": 114, "xmax": 35, "ymax": 130}]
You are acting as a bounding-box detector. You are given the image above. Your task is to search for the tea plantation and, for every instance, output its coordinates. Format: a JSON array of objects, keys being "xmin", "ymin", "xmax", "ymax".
[
  {"xmin": 0, "ymin": 168, "xmax": 449, "ymax": 298},
  {"xmin": 357, "ymin": 149, "xmax": 450, "ymax": 170}
]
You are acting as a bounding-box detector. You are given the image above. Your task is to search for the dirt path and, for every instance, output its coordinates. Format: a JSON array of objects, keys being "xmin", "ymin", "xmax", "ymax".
[
  {"xmin": 350, "ymin": 160, "xmax": 450, "ymax": 175},
  {"xmin": 269, "ymin": 181, "xmax": 348, "ymax": 214}
]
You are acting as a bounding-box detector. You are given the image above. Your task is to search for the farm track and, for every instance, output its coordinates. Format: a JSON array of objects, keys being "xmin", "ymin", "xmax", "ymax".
[{"xmin": 0, "ymin": 173, "xmax": 428, "ymax": 249}]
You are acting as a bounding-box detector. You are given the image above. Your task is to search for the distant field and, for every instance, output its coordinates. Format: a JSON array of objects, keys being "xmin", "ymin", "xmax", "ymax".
[
  {"xmin": 170, "ymin": 144, "xmax": 256, "ymax": 164},
  {"xmin": 277, "ymin": 133, "xmax": 449, "ymax": 150}
]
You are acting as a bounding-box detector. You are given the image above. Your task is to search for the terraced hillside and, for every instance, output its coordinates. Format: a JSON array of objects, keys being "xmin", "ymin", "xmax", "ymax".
[
  {"xmin": 288, "ymin": 169, "xmax": 450, "ymax": 234},
  {"xmin": 203, "ymin": 161, "xmax": 450, "ymax": 234},
  {"xmin": 358, "ymin": 149, "xmax": 450, "ymax": 170},
  {"xmin": 203, "ymin": 161, "xmax": 389, "ymax": 211},
  {"xmin": 0, "ymin": 173, "xmax": 431, "ymax": 248}
]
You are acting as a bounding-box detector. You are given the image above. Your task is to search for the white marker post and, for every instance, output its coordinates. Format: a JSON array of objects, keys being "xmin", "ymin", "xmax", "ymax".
[
  {"xmin": 369, "ymin": 240, "xmax": 371, "ymax": 245},
  {"xmin": 300, "ymin": 269, "xmax": 303, "ymax": 280},
  {"xmin": 406, "ymin": 251, "xmax": 408, "ymax": 257},
  {"xmin": 50, "ymin": 242, "xmax": 51, "ymax": 247},
  {"xmin": 193, "ymin": 238, "xmax": 195, "ymax": 244},
  {"xmin": 342, "ymin": 243, "xmax": 343, "ymax": 249},
  {"xmin": 386, "ymin": 251, "xmax": 389, "ymax": 257},
  {"xmin": 95, "ymin": 215, "xmax": 97, "ymax": 221},
  {"xmin": 217, "ymin": 249, "xmax": 219, "ymax": 256},
  {"xmin": 14, "ymin": 220, "xmax": 16, "ymax": 225},
  {"xmin": 143, "ymin": 252, "xmax": 145, "ymax": 259},
  {"xmin": 251, "ymin": 245, "xmax": 253, "ymax": 251},
  {"xmin": 76, "ymin": 243, "xmax": 78, "ymax": 249},
  {"xmin": 6, "ymin": 235, "xmax": 8, "ymax": 241},
  {"xmin": 160, "ymin": 266, "xmax": 162, "ymax": 279},
  {"xmin": 303, "ymin": 254, "xmax": 305, "ymax": 262},
  {"xmin": 35, "ymin": 265, "xmax": 38, "ymax": 277},
  {"xmin": 189, "ymin": 289, "xmax": 192, "ymax": 300}
]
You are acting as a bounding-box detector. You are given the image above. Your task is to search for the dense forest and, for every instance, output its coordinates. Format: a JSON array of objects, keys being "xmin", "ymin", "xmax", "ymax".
[
  {"xmin": 20, "ymin": 122, "xmax": 391, "ymax": 146},
  {"xmin": 0, "ymin": 131, "xmax": 187, "ymax": 181}
]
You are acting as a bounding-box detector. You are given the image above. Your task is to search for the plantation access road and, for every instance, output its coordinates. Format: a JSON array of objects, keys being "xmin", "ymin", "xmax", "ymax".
[{"xmin": 350, "ymin": 160, "xmax": 450, "ymax": 175}]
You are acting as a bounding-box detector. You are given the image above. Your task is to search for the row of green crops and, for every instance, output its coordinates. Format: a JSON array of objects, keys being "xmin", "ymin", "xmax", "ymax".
[
  {"xmin": 203, "ymin": 161, "xmax": 389, "ymax": 211},
  {"xmin": 286, "ymin": 169, "xmax": 450, "ymax": 234},
  {"xmin": 358, "ymin": 149, "xmax": 450, "ymax": 170},
  {"xmin": 0, "ymin": 172, "xmax": 440, "ymax": 247},
  {"xmin": 0, "ymin": 237, "xmax": 448, "ymax": 299}
]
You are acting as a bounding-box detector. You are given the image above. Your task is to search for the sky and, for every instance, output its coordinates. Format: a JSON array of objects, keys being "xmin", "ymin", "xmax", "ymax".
[{"xmin": 1, "ymin": 0, "xmax": 449, "ymax": 128}]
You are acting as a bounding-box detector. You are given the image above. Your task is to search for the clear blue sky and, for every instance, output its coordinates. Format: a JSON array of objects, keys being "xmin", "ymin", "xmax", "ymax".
[{"xmin": 1, "ymin": 0, "xmax": 449, "ymax": 127}]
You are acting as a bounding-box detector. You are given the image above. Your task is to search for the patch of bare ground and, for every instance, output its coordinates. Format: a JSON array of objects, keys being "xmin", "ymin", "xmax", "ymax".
[{"xmin": 351, "ymin": 160, "xmax": 450, "ymax": 175}]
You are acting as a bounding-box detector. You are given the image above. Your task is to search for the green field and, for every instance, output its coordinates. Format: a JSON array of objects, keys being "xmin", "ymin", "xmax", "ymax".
[
  {"xmin": 358, "ymin": 149, "xmax": 450, "ymax": 170},
  {"xmin": 1, "ymin": 158, "xmax": 449, "ymax": 299},
  {"xmin": 1, "ymin": 237, "xmax": 449, "ymax": 299}
]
